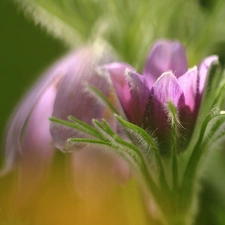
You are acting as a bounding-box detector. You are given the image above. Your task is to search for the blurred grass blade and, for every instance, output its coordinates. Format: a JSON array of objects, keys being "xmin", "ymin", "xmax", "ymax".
[
  {"xmin": 13, "ymin": 0, "xmax": 225, "ymax": 69},
  {"xmin": 14, "ymin": 0, "xmax": 104, "ymax": 46}
]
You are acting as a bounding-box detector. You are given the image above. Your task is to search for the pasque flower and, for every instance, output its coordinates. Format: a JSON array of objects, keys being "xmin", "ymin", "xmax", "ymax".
[
  {"xmin": 2, "ymin": 40, "xmax": 217, "ymax": 205},
  {"xmin": 3, "ymin": 45, "xmax": 129, "ymax": 202},
  {"xmin": 104, "ymin": 40, "xmax": 218, "ymax": 151}
]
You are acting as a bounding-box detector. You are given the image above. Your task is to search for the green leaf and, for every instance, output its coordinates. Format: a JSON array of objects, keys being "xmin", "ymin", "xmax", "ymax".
[
  {"xmin": 180, "ymin": 108, "xmax": 223, "ymax": 212},
  {"xmin": 92, "ymin": 119, "xmax": 166, "ymax": 206},
  {"xmin": 68, "ymin": 137, "xmax": 111, "ymax": 146},
  {"xmin": 92, "ymin": 119, "xmax": 143, "ymax": 168},
  {"xmin": 49, "ymin": 117, "xmax": 103, "ymax": 138},
  {"xmin": 68, "ymin": 115, "xmax": 103, "ymax": 138},
  {"xmin": 115, "ymin": 115, "xmax": 169, "ymax": 189}
]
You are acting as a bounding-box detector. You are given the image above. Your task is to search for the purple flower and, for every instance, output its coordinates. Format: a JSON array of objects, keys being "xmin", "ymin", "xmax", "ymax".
[
  {"xmin": 3, "ymin": 46, "xmax": 129, "ymax": 201},
  {"xmin": 2, "ymin": 40, "xmax": 218, "ymax": 202},
  {"xmin": 104, "ymin": 40, "xmax": 218, "ymax": 149}
]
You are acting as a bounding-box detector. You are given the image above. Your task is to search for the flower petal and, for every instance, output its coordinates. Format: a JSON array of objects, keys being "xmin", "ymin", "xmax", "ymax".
[
  {"xmin": 143, "ymin": 40, "xmax": 188, "ymax": 87},
  {"xmin": 125, "ymin": 70, "xmax": 150, "ymax": 125},
  {"xmin": 3, "ymin": 52, "xmax": 76, "ymax": 173},
  {"xmin": 50, "ymin": 47, "xmax": 117, "ymax": 150},
  {"xmin": 15, "ymin": 81, "xmax": 57, "ymax": 205},
  {"xmin": 104, "ymin": 63, "xmax": 150, "ymax": 125},
  {"xmin": 143, "ymin": 72, "xmax": 184, "ymax": 144},
  {"xmin": 151, "ymin": 71, "xmax": 183, "ymax": 105},
  {"xmin": 103, "ymin": 63, "xmax": 134, "ymax": 119},
  {"xmin": 178, "ymin": 67, "xmax": 199, "ymax": 143},
  {"xmin": 198, "ymin": 55, "xmax": 219, "ymax": 94},
  {"xmin": 178, "ymin": 67, "xmax": 198, "ymax": 112}
]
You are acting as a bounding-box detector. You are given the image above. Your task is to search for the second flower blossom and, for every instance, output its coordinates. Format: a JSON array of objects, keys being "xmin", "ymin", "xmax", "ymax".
[{"xmin": 104, "ymin": 40, "xmax": 218, "ymax": 150}]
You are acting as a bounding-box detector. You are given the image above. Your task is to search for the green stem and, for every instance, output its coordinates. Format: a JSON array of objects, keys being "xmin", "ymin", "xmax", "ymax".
[{"xmin": 167, "ymin": 101, "xmax": 179, "ymax": 191}]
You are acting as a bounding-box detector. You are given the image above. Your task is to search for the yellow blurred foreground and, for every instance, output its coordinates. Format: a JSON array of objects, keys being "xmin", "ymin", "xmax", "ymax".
[{"xmin": 0, "ymin": 152, "xmax": 148, "ymax": 225}]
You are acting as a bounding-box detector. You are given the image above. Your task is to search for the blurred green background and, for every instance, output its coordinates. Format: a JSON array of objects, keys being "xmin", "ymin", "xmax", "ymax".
[
  {"xmin": 0, "ymin": 0, "xmax": 67, "ymax": 155},
  {"xmin": 0, "ymin": 1, "xmax": 66, "ymax": 222},
  {"xmin": 1, "ymin": 0, "xmax": 225, "ymax": 150},
  {"xmin": 1, "ymin": 0, "xmax": 225, "ymax": 224}
]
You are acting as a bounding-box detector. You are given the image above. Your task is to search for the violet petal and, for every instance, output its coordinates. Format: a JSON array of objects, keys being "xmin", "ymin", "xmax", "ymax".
[
  {"xmin": 152, "ymin": 71, "xmax": 183, "ymax": 105},
  {"xmin": 144, "ymin": 72, "xmax": 183, "ymax": 138},
  {"xmin": 3, "ymin": 52, "xmax": 76, "ymax": 173},
  {"xmin": 178, "ymin": 67, "xmax": 198, "ymax": 112},
  {"xmin": 15, "ymin": 82, "xmax": 57, "ymax": 203},
  {"xmin": 103, "ymin": 62, "xmax": 135, "ymax": 122},
  {"xmin": 50, "ymin": 48, "xmax": 116, "ymax": 150},
  {"xmin": 143, "ymin": 40, "xmax": 188, "ymax": 87},
  {"xmin": 198, "ymin": 55, "xmax": 219, "ymax": 94},
  {"xmin": 125, "ymin": 70, "xmax": 150, "ymax": 125}
]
